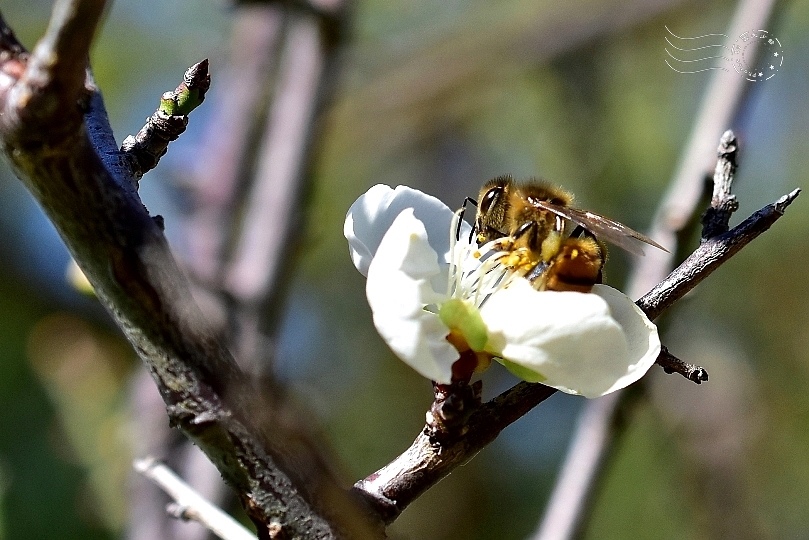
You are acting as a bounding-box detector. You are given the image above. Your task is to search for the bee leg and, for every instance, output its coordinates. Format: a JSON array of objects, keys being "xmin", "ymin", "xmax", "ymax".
[
  {"xmin": 525, "ymin": 261, "xmax": 549, "ymax": 289},
  {"xmin": 513, "ymin": 220, "xmax": 538, "ymax": 245},
  {"xmin": 458, "ymin": 196, "xmax": 478, "ymax": 243},
  {"xmin": 504, "ymin": 221, "xmax": 542, "ymax": 272}
]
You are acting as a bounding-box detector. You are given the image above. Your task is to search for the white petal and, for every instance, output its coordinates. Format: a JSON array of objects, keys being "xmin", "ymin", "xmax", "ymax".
[
  {"xmin": 344, "ymin": 184, "xmax": 469, "ymax": 276},
  {"xmin": 480, "ymin": 280, "xmax": 659, "ymax": 398},
  {"xmin": 366, "ymin": 209, "xmax": 458, "ymax": 383},
  {"xmin": 589, "ymin": 284, "xmax": 660, "ymax": 395}
]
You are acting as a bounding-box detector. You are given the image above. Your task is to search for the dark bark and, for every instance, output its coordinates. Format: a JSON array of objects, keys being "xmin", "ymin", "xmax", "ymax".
[{"xmin": 0, "ymin": 3, "xmax": 380, "ymax": 538}]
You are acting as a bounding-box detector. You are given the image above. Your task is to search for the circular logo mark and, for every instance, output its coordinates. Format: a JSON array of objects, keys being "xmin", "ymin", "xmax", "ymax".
[{"xmin": 730, "ymin": 30, "xmax": 783, "ymax": 82}]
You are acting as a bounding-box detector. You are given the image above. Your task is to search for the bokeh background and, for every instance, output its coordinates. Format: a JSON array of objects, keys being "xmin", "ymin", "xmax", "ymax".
[{"xmin": 0, "ymin": 1, "xmax": 807, "ymax": 539}]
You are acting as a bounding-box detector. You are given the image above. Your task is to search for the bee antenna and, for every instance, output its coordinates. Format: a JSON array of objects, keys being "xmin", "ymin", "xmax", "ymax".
[{"xmin": 458, "ymin": 196, "xmax": 478, "ymax": 242}]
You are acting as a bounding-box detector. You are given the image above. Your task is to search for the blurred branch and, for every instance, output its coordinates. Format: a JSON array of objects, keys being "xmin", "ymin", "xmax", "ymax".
[
  {"xmin": 0, "ymin": 3, "xmax": 380, "ymax": 538},
  {"xmin": 183, "ymin": 5, "xmax": 285, "ymax": 289},
  {"xmin": 222, "ymin": 13, "xmax": 330, "ymax": 367},
  {"xmin": 134, "ymin": 457, "xmax": 256, "ymax": 540},
  {"xmin": 128, "ymin": 1, "xmax": 360, "ymax": 539},
  {"xmin": 341, "ymin": 0, "xmax": 688, "ymax": 161},
  {"xmin": 532, "ymin": 389, "xmax": 623, "ymax": 540},
  {"xmin": 234, "ymin": 0, "xmax": 346, "ymax": 17},
  {"xmin": 163, "ymin": 3, "xmax": 353, "ymax": 537},
  {"xmin": 630, "ymin": 0, "xmax": 783, "ymax": 297},
  {"xmin": 154, "ymin": 10, "xmax": 289, "ymax": 539},
  {"xmin": 534, "ymin": 0, "xmax": 787, "ymax": 536}
]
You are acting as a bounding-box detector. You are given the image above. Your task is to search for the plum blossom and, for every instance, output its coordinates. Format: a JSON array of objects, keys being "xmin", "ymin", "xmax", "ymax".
[{"xmin": 344, "ymin": 184, "xmax": 660, "ymax": 398}]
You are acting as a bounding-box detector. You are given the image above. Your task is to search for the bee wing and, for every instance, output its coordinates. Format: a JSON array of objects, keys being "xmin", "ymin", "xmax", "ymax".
[{"xmin": 532, "ymin": 200, "xmax": 668, "ymax": 256}]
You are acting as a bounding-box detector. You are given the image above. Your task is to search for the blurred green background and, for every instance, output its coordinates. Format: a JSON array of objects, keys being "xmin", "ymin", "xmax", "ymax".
[{"xmin": 0, "ymin": 1, "xmax": 807, "ymax": 539}]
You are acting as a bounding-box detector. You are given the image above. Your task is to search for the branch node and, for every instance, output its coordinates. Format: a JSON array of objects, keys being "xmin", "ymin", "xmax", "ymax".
[
  {"xmin": 425, "ymin": 380, "xmax": 481, "ymax": 442},
  {"xmin": 166, "ymin": 502, "xmax": 196, "ymax": 521}
]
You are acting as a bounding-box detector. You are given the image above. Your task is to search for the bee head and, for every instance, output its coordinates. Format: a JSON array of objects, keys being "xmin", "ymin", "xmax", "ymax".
[{"xmin": 475, "ymin": 175, "xmax": 513, "ymax": 244}]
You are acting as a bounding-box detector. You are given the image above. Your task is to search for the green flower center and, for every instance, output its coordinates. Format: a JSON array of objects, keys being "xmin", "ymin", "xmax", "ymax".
[{"xmin": 438, "ymin": 298, "xmax": 488, "ymax": 352}]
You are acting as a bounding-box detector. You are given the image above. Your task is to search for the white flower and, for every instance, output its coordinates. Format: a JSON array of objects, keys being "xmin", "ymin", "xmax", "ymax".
[{"xmin": 344, "ymin": 184, "xmax": 660, "ymax": 398}]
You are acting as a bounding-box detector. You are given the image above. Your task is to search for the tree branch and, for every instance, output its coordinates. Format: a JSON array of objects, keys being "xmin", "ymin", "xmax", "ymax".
[
  {"xmin": 636, "ymin": 188, "xmax": 799, "ymax": 321},
  {"xmin": 134, "ymin": 457, "xmax": 256, "ymax": 540},
  {"xmin": 14, "ymin": 0, "xmax": 104, "ymax": 131},
  {"xmin": 0, "ymin": 4, "xmax": 379, "ymax": 538},
  {"xmin": 629, "ymin": 0, "xmax": 784, "ymax": 297}
]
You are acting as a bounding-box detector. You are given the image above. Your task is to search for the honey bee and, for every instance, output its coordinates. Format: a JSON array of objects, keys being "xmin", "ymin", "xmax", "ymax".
[{"xmin": 472, "ymin": 175, "xmax": 666, "ymax": 293}]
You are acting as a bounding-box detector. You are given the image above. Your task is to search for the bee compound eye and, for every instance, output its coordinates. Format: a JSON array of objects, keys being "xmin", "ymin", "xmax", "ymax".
[{"xmin": 480, "ymin": 187, "xmax": 502, "ymax": 213}]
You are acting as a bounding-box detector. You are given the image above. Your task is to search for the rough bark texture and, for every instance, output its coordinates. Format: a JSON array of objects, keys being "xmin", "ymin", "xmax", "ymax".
[{"xmin": 0, "ymin": 4, "xmax": 380, "ymax": 538}]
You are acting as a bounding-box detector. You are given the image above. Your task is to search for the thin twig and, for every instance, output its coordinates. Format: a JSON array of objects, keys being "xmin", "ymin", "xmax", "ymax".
[
  {"xmin": 637, "ymin": 188, "xmax": 799, "ymax": 321},
  {"xmin": 656, "ymin": 345, "xmax": 709, "ymax": 384},
  {"xmin": 134, "ymin": 457, "xmax": 256, "ymax": 540},
  {"xmin": 121, "ymin": 59, "xmax": 211, "ymax": 182}
]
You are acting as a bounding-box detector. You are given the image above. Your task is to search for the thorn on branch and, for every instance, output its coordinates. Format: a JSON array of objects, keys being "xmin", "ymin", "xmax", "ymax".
[
  {"xmin": 655, "ymin": 346, "xmax": 708, "ymax": 384},
  {"xmin": 121, "ymin": 59, "xmax": 211, "ymax": 182}
]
